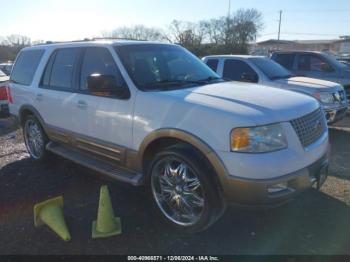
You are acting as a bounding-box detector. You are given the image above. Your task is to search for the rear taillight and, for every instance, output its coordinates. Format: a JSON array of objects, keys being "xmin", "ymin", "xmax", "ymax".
[{"xmin": 0, "ymin": 86, "xmax": 8, "ymax": 101}]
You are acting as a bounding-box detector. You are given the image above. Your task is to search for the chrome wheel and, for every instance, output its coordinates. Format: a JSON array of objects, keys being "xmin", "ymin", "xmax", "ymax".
[
  {"xmin": 151, "ymin": 157, "xmax": 205, "ymax": 226},
  {"xmin": 24, "ymin": 119, "xmax": 45, "ymax": 159}
]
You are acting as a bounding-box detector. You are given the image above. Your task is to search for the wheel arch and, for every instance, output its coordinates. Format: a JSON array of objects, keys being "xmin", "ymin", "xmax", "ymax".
[
  {"xmin": 139, "ymin": 128, "xmax": 229, "ymax": 195},
  {"xmin": 19, "ymin": 105, "xmax": 47, "ymax": 131}
]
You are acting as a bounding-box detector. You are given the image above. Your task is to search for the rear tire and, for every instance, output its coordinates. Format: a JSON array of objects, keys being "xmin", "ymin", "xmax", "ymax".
[
  {"xmin": 147, "ymin": 145, "xmax": 225, "ymax": 232},
  {"xmin": 23, "ymin": 115, "xmax": 50, "ymax": 161}
]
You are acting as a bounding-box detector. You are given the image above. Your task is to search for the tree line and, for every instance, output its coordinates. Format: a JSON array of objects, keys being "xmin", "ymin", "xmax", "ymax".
[{"xmin": 0, "ymin": 8, "xmax": 263, "ymax": 62}]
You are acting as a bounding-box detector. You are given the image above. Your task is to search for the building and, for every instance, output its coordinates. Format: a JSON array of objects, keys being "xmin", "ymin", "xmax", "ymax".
[{"xmin": 250, "ymin": 38, "xmax": 350, "ymax": 56}]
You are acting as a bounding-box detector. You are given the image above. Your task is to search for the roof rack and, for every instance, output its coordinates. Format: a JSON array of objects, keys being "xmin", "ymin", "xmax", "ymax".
[
  {"xmin": 36, "ymin": 37, "xmax": 147, "ymax": 46},
  {"xmin": 91, "ymin": 37, "xmax": 147, "ymax": 41}
]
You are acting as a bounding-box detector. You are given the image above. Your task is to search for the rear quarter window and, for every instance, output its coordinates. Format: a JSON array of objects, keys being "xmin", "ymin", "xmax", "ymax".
[{"xmin": 10, "ymin": 49, "xmax": 45, "ymax": 86}]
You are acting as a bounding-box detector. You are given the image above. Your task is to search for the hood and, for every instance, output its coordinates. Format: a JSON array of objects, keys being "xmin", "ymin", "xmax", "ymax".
[
  {"xmin": 174, "ymin": 82, "xmax": 319, "ymax": 126},
  {"xmin": 275, "ymin": 76, "xmax": 342, "ymax": 92},
  {"xmin": 0, "ymin": 75, "xmax": 9, "ymax": 83},
  {"xmin": 341, "ymin": 67, "xmax": 350, "ymax": 78}
]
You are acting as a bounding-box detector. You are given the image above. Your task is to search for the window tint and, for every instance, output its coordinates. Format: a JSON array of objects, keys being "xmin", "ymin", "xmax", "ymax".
[
  {"xmin": 49, "ymin": 48, "xmax": 80, "ymax": 89},
  {"xmin": 80, "ymin": 47, "xmax": 124, "ymax": 91},
  {"xmin": 206, "ymin": 59, "xmax": 219, "ymax": 72},
  {"xmin": 10, "ymin": 49, "xmax": 44, "ymax": 85},
  {"xmin": 223, "ymin": 59, "xmax": 258, "ymax": 82},
  {"xmin": 298, "ymin": 54, "xmax": 334, "ymax": 72},
  {"xmin": 274, "ymin": 54, "xmax": 295, "ymax": 70}
]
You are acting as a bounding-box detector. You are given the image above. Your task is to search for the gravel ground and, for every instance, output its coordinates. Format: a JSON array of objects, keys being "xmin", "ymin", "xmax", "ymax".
[{"xmin": 0, "ymin": 116, "xmax": 349, "ymax": 255}]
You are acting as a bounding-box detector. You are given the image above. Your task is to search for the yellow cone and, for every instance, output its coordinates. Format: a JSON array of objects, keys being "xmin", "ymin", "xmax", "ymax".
[
  {"xmin": 34, "ymin": 196, "xmax": 71, "ymax": 242},
  {"xmin": 92, "ymin": 185, "xmax": 122, "ymax": 239}
]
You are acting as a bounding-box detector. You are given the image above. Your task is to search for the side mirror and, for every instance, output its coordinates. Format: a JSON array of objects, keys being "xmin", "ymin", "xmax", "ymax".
[
  {"xmin": 320, "ymin": 63, "xmax": 334, "ymax": 73},
  {"xmin": 87, "ymin": 74, "xmax": 130, "ymax": 99},
  {"xmin": 241, "ymin": 72, "xmax": 258, "ymax": 83}
]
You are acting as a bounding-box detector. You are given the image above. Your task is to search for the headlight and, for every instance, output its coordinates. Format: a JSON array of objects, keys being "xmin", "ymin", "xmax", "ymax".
[
  {"xmin": 313, "ymin": 92, "xmax": 334, "ymax": 104},
  {"xmin": 231, "ymin": 123, "xmax": 287, "ymax": 153}
]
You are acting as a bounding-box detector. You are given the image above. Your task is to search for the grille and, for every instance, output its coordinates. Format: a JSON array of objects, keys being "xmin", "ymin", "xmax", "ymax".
[{"xmin": 290, "ymin": 108, "xmax": 327, "ymax": 148}]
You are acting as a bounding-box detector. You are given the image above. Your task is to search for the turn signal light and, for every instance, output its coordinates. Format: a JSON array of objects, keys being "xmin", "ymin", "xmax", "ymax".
[{"xmin": 231, "ymin": 128, "xmax": 250, "ymax": 151}]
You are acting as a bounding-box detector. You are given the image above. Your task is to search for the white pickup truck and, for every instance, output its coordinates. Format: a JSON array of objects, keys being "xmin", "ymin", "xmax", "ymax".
[
  {"xmin": 8, "ymin": 40, "xmax": 329, "ymax": 232},
  {"xmin": 203, "ymin": 55, "xmax": 348, "ymax": 124}
]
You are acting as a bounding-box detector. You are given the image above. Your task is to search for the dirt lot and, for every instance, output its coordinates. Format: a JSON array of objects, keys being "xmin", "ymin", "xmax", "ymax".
[{"xmin": 0, "ymin": 116, "xmax": 350, "ymax": 255}]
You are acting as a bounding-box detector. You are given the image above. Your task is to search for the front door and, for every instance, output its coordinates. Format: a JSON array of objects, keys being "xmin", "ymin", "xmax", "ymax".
[
  {"xmin": 71, "ymin": 47, "xmax": 134, "ymax": 161},
  {"xmin": 295, "ymin": 53, "xmax": 339, "ymax": 82}
]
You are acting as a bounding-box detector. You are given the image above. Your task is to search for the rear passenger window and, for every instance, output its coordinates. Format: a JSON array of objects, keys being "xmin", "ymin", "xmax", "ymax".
[
  {"xmin": 80, "ymin": 47, "xmax": 124, "ymax": 91},
  {"xmin": 49, "ymin": 48, "xmax": 80, "ymax": 89},
  {"xmin": 10, "ymin": 50, "xmax": 44, "ymax": 86},
  {"xmin": 274, "ymin": 54, "xmax": 295, "ymax": 70},
  {"xmin": 206, "ymin": 59, "xmax": 219, "ymax": 72}
]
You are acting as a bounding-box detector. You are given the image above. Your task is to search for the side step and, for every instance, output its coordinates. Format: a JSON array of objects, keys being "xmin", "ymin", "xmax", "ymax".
[{"xmin": 46, "ymin": 142, "xmax": 144, "ymax": 186}]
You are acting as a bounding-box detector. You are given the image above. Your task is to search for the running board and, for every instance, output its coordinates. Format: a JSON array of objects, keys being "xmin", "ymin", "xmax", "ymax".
[{"xmin": 46, "ymin": 142, "xmax": 144, "ymax": 186}]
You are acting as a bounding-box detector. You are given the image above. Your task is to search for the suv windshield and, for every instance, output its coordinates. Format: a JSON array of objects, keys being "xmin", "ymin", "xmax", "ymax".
[
  {"xmin": 0, "ymin": 69, "xmax": 5, "ymax": 77},
  {"xmin": 322, "ymin": 52, "xmax": 347, "ymax": 69},
  {"xmin": 114, "ymin": 44, "xmax": 221, "ymax": 91},
  {"xmin": 250, "ymin": 57, "xmax": 293, "ymax": 80}
]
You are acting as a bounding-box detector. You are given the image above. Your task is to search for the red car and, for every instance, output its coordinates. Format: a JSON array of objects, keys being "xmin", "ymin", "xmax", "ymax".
[{"xmin": 0, "ymin": 69, "xmax": 10, "ymax": 118}]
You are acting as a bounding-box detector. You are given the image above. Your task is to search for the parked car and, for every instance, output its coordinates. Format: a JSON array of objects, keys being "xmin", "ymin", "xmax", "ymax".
[
  {"xmin": 0, "ymin": 62, "xmax": 13, "ymax": 76},
  {"xmin": 271, "ymin": 51, "xmax": 350, "ymax": 101},
  {"xmin": 0, "ymin": 69, "xmax": 10, "ymax": 117},
  {"xmin": 9, "ymin": 40, "xmax": 329, "ymax": 232},
  {"xmin": 203, "ymin": 55, "xmax": 348, "ymax": 124},
  {"xmin": 339, "ymin": 60, "xmax": 350, "ymax": 67}
]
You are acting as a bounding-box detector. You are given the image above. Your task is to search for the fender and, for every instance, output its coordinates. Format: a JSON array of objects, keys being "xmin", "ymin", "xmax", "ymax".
[{"xmin": 137, "ymin": 128, "xmax": 230, "ymax": 192}]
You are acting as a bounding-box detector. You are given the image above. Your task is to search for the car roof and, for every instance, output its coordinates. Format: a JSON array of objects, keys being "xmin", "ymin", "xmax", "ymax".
[
  {"xmin": 21, "ymin": 40, "xmax": 174, "ymax": 51},
  {"xmin": 203, "ymin": 55, "xmax": 266, "ymax": 59},
  {"xmin": 272, "ymin": 51, "xmax": 323, "ymax": 55}
]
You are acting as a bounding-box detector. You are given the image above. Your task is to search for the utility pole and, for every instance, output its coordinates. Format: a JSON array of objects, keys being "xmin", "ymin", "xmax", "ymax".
[
  {"xmin": 278, "ymin": 10, "xmax": 282, "ymax": 41},
  {"xmin": 228, "ymin": 0, "xmax": 231, "ymax": 18}
]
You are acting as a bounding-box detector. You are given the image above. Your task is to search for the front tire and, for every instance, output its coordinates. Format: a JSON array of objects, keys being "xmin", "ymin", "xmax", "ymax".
[
  {"xmin": 23, "ymin": 115, "xmax": 50, "ymax": 161},
  {"xmin": 148, "ymin": 145, "xmax": 225, "ymax": 232}
]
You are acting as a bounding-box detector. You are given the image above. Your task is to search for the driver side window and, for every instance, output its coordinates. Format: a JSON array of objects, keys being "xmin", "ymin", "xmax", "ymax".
[
  {"xmin": 80, "ymin": 47, "xmax": 125, "ymax": 91},
  {"xmin": 298, "ymin": 54, "xmax": 334, "ymax": 72},
  {"xmin": 223, "ymin": 59, "xmax": 258, "ymax": 83}
]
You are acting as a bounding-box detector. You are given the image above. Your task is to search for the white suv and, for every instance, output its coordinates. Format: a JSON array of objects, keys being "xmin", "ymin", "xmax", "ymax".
[{"xmin": 8, "ymin": 40, "xmax": 330, "ymax": 232}]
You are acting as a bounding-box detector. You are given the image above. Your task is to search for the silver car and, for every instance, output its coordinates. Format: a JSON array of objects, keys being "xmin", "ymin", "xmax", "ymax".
[{"xmin": 203, "ymin": 55, "xmax": 348, "ymax": 124}]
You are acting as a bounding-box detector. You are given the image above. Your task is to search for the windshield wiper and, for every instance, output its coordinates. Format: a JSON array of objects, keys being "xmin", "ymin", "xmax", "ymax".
[
  {"xmin": 143, "ymin": 77, "xmax": 224, "ymax": 91},
  {"xmin": 270, "ymin": 75, "xmax": 293, "ymax": 80}
]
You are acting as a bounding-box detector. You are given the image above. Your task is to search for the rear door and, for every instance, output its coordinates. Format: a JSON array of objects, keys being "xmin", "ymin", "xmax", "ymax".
[
  {"xmin": 71, "ymin": 46, "xmax": 134, "ymax": 152},
  {"xmin": 34, "ymin": 48, "xmax": 82, "ymax": 134}
]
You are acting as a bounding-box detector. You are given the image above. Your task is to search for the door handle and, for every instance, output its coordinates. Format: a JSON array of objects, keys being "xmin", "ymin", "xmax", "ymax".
[
  {"xmin": 77, "ymin": 100, "xmax": 87, "ymax": 109},
  {"xmin": 36, "ymin": 94, "xmax": 43, "ymax": 101}
]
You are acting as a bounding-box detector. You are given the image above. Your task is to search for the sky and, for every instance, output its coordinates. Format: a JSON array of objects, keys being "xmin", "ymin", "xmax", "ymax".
[{"xmin": 0, "ymin": 0, "xmax": 350, "ymax": 43}]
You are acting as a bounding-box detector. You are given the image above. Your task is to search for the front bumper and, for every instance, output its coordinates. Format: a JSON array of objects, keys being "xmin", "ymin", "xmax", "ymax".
[
  {"xmin": 221, "ymin": 152, "xmax": 329, "ymax": 208},
  {"xmin": 324, "ymin": 106, "xmax": 348, "ymax": 124}
]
